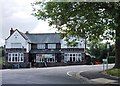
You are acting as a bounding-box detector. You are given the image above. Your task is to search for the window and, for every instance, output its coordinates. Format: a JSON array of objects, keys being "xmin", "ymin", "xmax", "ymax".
[
  {"xmin": 67, "ymin": 54, "xmax": 69, "ymax": 56},
  {"xmin": 65, "ymin": 54, "xmax": 67, "ymax": 57},
  {"xmin": 50, "ymin": 58, "xmax": 52, "ymax": 61},
  {"xmin": 8, "ymin": 54, "xmax": 11, "ymax": 56},
  {"xmin": 73, "ymin": 57, "xmax": 75, "ymax": 61},
  {"xmin": 19, "ymin": 53, "xmax": 24, "ymax": 62},
  {"xmin": 15, "ymin": 54, "xmax": 17, "ymax": 56},
  {"xmin": 8, "ymin": 53, "xmax": 24, "ymax": 62},
  {"xmin": 79, "ymin": 54, "xmax": 81, "ymax": 56},
  {"xmin": 48, "ymin": 44, "xmax": 56, "ymax": 49},
  {"xmin": 73, "ymin": 54, "xmax": 75, "ymax": 56},
  {"xmin": 70, "ymin": 57, "xmax": 72, "ymax": 62},
  {"xmin": 15, "ymin": 57, "xmax": 17, "ymax": 61},
  {"xmin": 11, "ymin": 43, "xmax": 21, "ymax": 48},
  {"xmin": 12, "ymin": 57, "xmax": 14, "ymax": 62},
  {"xmin": 8, "ymin": 54, "xmax": 11, "ymax": 62},
  {"xmin": 37, "ymin": 44, "xmax": 45, "ymax": 49}
]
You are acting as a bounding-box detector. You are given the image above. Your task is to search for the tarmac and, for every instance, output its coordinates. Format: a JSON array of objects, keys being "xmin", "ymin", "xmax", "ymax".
[{"xmin": 67, "ymin": 70, "xmax": 120, "ymax": 85}]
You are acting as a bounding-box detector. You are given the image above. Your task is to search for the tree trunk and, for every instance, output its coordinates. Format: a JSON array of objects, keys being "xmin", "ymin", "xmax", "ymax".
[
  {"xmin": 114, "ymin": 39, "xmax": 120, "ymax": 68},
  {"xmin": 114, "ymin": 40, "xmax": 120, "ymax": 68},
  {"xmin": 114, "ymin": 26, "xmax": 120, "ymax": 68}
]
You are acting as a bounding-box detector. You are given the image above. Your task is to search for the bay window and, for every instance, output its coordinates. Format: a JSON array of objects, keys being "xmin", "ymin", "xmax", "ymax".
[{"xmin": 8, "ymin": 53, "xmax": 24, "ymax": 62}]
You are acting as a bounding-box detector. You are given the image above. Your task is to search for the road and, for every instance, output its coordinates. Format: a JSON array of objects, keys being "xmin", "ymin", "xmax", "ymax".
[{"xmin": 1, "ymin": 64, "xmax": 114, "ymax": 84}]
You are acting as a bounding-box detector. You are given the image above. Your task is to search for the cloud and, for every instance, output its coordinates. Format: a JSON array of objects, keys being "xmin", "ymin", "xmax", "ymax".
[
  {"xmin": 12, "ymin": 12, "xmax": 32, "ymax": 19},
  {"xmin": 1, "ymin": 0, "xmax": 55, "ymax": 46},
  {"xmin": 31, "ymin": 21, "xmax": 57, "ymax": 33},
  {"xmin": 0, "ymin": 39, "xmax": 4, "ymax": 46},
  {"xmin": 1, "ymin": 0, "xmax": 39, "ymax": 39}
]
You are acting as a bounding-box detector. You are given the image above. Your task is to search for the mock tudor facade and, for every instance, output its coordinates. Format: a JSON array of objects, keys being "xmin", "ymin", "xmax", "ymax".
[{"xmin": 5, "ymin": 28, "xmax": 85, "ymax": 68}]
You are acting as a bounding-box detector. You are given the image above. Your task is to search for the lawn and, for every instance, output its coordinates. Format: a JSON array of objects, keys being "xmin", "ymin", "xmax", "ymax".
[{"xmin": 105, "ymin": 68, "xmax": 120, "ymax": 77}]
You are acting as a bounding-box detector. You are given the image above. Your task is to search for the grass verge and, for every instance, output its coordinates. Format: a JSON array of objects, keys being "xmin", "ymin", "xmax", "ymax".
[{"xmin": 105, "ymin": 68, "xmax": 120, "ymax": 77}]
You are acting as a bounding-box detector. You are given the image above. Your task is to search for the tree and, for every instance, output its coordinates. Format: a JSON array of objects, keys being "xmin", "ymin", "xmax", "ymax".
[
  {"xmin": 0, "ymin": 46, "xmax": 5, "ymax": 57},
  {"xmin": 32, "ymin": 2, "xmax": 120, "ymax": 68},
  {"xmin": 88, "ymin": 42, "xmax": 115, "ymax": 59}
]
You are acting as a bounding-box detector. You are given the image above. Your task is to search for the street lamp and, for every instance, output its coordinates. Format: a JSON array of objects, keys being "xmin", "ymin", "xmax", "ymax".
[{"xmin": 106, "ymin": 42, "xmax": 110, "ymax": 69}]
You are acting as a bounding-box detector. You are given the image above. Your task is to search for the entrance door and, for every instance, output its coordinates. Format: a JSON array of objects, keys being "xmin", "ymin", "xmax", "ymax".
[{"xmin": 29, "ymin": 54, "xmax": 36, "ymax": 67}]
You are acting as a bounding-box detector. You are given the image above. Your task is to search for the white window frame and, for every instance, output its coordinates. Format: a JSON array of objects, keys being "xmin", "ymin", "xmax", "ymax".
[
  {"xmin": 63, "ymin": 53, "xmax": 82, "ymax": 62},
  {"xmin": 8, "ymin": 53, "xmax": 24, "ymax": 62},
  {"xmin": 37, "ymin": 44, "xmax": 45, "ymax": 49},
  {"xmin": 48, "ymin": 44, "xmax": 56, "ymax": 49}
]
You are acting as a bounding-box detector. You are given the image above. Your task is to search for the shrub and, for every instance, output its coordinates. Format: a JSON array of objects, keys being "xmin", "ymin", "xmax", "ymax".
[
  {"xmin": 108, "ymin": 56, "xmax": 115, "ymax": 63},
  {"xmin": 95, "ymin": 57, "xmax": 102, "ymax": 62}
]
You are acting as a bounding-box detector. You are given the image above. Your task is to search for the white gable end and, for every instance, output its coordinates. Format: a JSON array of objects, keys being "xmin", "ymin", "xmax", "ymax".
[
  {"xmin": 61, "ymin": 37, "xmax": 85, "ymax": 48},
  {"xmin": 5, "ymin": 30, "xmax": 28, "ymax": 50}
]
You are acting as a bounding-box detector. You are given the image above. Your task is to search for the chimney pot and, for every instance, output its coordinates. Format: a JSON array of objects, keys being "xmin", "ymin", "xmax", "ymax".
[
  {"xmin": 10, "ymin": 28, "xmax": 14, "ymax": 35},
  {"xmin": 25, "ymin": 31, "xmax": 29, "ymax": 34}
]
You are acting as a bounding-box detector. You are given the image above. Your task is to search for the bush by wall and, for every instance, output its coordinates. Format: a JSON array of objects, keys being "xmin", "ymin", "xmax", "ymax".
[
  {"xmin": 108, "ymin": 56, "xmax": 115, "ymax": 63},
  {"xmin": 95, "ymin": 57, "xmax": 102, "ymax": 62}
]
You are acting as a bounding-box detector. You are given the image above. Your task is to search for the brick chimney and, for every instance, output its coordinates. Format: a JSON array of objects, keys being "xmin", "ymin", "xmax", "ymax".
[
  {"xmin": 10, "ymin": 28, "xmax": 14, "ymax": 35},
  {"xmin": 25, "ymin": 31, "xmax": 29, "ymax": 34}
]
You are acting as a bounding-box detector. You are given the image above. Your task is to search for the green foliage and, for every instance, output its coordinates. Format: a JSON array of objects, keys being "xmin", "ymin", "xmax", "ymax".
[
  {"xmin": 32, "ymin": 2, "xmax": 119, "ymax": 41},
  {"xmin": 0, "ymin": 46, "xmax": 5, "ymax": 57},
  {"xmin": 0, "ymin": 57, "xmax": 2, "ymax": 65},
  {"xmin": 88, "ymin": 43, "xmax": 115, "ymax": 59},
  {"xmin": 105, "ymin": 68, "xmax": 120, "ymax": 77},
  {"xmin": 108, "ymin": 56, "xmax": 115, "ymax": 63},
  {"xmin": 32, "ymin": 1, "xmax": 120, "ymax": 68},
  {"xmin": 95, "ymin": 57, "xmax": 102, "ymax": 62},
  {"xmin": 88, "ymin": 43, "xmax": 115, "ymax": 63},
  {"xmin": 0, "ymin": 47, "xmax": 5, "ymax": 65},
  {"xmin": 0, "ymin": 47, "xmax": 2, "ymax": 57}
]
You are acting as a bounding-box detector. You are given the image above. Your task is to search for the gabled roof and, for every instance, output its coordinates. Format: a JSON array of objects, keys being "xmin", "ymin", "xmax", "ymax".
[
  {"xmin": 26, "ymin": 33, "xmax": 61, "ymax": 43},
  {"xmin": 6, "ymin": 29, "xmax": 61, "ymax": 44},
  {"xmin": 18, "ymin": 31, "xmax": 31, "ymax": 42},
  {"xmin": 6, "ymin": 29, "xmax": 30, "ymax": 42}
]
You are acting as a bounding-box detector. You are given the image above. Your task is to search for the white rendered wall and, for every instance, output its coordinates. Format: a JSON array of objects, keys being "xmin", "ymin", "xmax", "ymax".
[
  {"xmin": 5, "ymin": 30, "xmax": 29, "ymax": 52},
  {"xmin": 61, "ymin": 37, "xmax": 85, "ymax": 48}
]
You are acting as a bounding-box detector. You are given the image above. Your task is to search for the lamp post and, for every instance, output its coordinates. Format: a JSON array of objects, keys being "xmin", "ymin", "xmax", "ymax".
[{"xmin": 106, "ymin": 42, "xmax": 110, "ymax": 69}]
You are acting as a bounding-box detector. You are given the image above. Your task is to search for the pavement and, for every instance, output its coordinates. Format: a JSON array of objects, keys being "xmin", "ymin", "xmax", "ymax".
[{"xmin": 68, "ymin": 70, "xmax": 120, "ymax": 85}]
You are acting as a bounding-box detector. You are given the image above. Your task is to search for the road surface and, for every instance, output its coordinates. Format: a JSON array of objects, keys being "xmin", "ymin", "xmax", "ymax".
[{"xmin": 1, "ymin": 64, "xmax": 114, "ymax": 84}]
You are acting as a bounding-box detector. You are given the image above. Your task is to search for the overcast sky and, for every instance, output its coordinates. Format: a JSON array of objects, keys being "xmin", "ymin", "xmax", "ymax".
[{"xmin": 0, "ymin": 0, "xmax": 57, "ymax": 46}]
